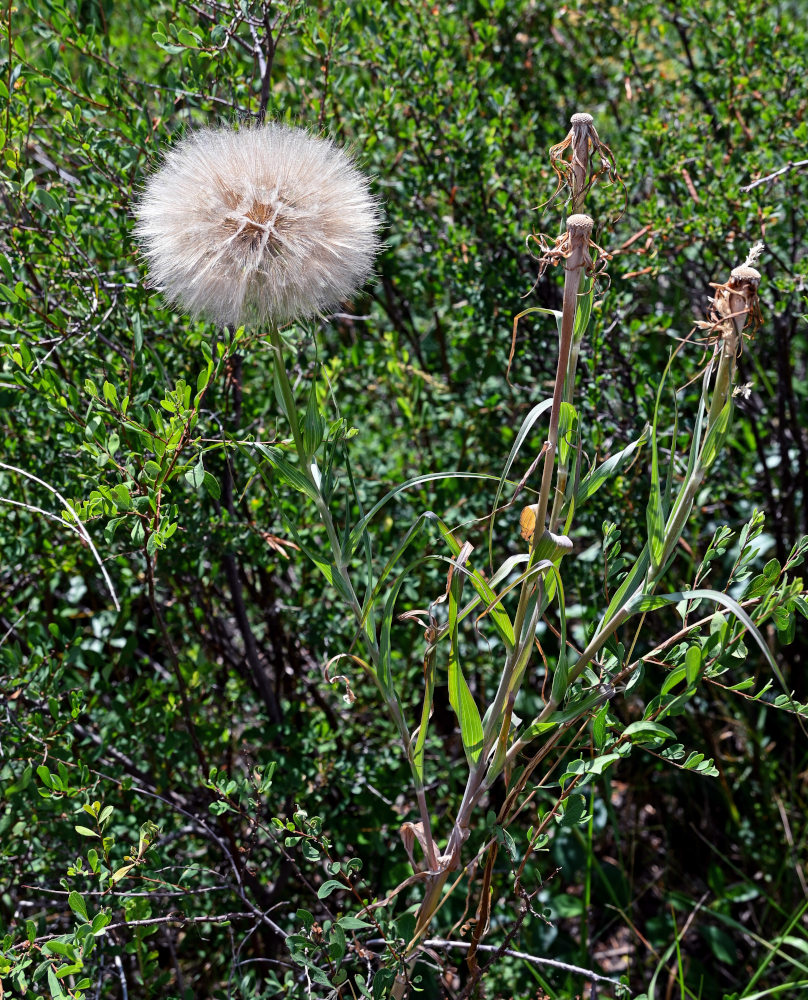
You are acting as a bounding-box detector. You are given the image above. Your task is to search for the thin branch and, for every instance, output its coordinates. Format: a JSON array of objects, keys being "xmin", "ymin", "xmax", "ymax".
[
  {"xmin": 405, "ymin": 939, "xmax": 629, "ymax": 991},
  {"xmin": 741, "ymin": 160, "xmax": 808, "ymax": 192},
  {"xmin": 19, "ymin": 884, "xmax": 230, "ymax": 900},
  {"xmin": 104, "ymin": 911, "xmax": 258, "ymax": 932},
  {"xmin": 0, "ymin": 462, "xmax": 120, "ymax": 610},
  {"xmin": 114, "ymin": 954, "xmax": 129, "ymax": 1000}
]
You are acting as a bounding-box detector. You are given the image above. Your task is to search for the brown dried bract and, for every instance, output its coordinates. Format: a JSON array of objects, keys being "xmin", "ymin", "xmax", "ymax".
[
  {"xmin": 543, "ymin": 112, "xmax": 624, "ymax": 217},
  {"xmin": 525, "ymin": 225, "xmax": 611, "ymax": 293},
  {"xmin": 705, "ymin": 264, "xmax": 763, "ymax": 351}
]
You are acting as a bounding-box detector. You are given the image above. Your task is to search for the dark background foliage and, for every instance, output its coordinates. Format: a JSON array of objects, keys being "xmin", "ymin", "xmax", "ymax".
[{"xmin": 2, "ymin": 1, "xmax": 807, "ymax": 998}]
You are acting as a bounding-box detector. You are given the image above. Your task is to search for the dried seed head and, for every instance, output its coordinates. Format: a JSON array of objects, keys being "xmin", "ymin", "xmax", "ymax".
[
  {"xmin": 708, "ymin": 258, "xmax": 763, "ymax": 343},
  {"xmin": 134, "ymin": 123, "xmax": 382, "ymax": 328},
  {"xmin": 566, "ymin": 213, "xmax": 594, "ymax": 236},
  {"xmin": 546, "ymin": 112, "xmax": 621, "ymax": 216},
  {"xmin": 729, "ymin": 264, "xmax": 761, "ymax": 288},
  {"xmin": 528, "ymin": 213, "xmax": 610, "ymax": 287}
]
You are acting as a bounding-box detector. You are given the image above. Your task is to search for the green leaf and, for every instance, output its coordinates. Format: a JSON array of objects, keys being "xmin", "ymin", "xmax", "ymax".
[
  {"xmin": 600, "ymin": 544, "xmax": 651, "ymax": 630},
  {"xmin": 68, "ymin": 891, "xmax": 88, "ymax": 922},
  {"xmin": 202, "ymin": 471, "xmax": 221, "ymax": 499},
  {"xmin": 303, "ymin": 384, "xmax": 325, "ymax": 457},
  {"xmin": 32, "ymin": 187, "xmax": 60, "ymax": 213},
  {"xmin": 488, "ymin": 397, "xmax": 553, "ymax": 565},
  {"xmin": 317, "ymin": 879, "xmax": 345, "ymax": 899},
  {"xmin": 102, "ymin": 381, "xmax": 118, "ymax": 408},
  {"xmin": 572, "ymin": 272, "xmax": 594, "ymax": 341},
  {"xmin": 48, "ymin": 966, "xmax": 67, "ymax": 999},
  {"xmin": 176, "ymin": 26, "xmax": 201, "ymax": 47},
  {"xmin": 561, "ymin": 754, "xmax": 622, "ymax": 792},
  {"xmin": 434, "ymin": 516, "xmax": 515, "ymax": 651},
  {"xmin": 623, "ymin": 721, "xmax": 675, "ymax": 743},
  {"xmin": 700, "ymin": 398, "xmax": 733, "ymax": 470},
  {"xmin": 592, "ymin": 704, "xmax": 609, "ymax": 748},
  {"xmin": 109, "ymin": 864, "xmax": 134, "ymax": 885},
  {"xmin": 5, "ymin": 763, "xmax": 33, "ymax": 796},
  {"xmin": 550, "ymin": 652, "xmax": 568, "ymax": 708},
  {"xmin": 557, "ymin": 402, "xmax": 578, "ymax": 466},
  {"xmin": 348, "ymin": 471, "xmax": 497, "ymax": 558},
  {"xmin": 637, "ymin": 588, "xmax": 798, "ymax": 714},
  {"xmin": 337, "ymin": 916, "xmax": 374, "ymax": 930},
  {"xmin": 255, "ymin": 444, "xmax": 318, "ymax": 500},
  {"xmin": 328, "ymin": 922, "xmax": 346, "ymax": 962},
  {"xmin": 184, "ymin": 458, "xmax": 205, "ymax": 489},
  {"xmin": 446, "ymin": 552, "xmax": 484, "ymax": 765},
  {"xmin": 646, "ymin": 376, "xmax": 667, "ymax": 569},
  {"xmin": 559, "ymin": 794, "xmax": 586, "ymax": 828},
  {"xmin": 575, "ymin": 426, "xmax": 648, "ymax": 506},
  {"xmin": 661, "ymin": 665, "xmax": 687, "ymax": 695},
  {"xmin": 685, "ymin": 644, "xmax": 702, "ymax": 686}
]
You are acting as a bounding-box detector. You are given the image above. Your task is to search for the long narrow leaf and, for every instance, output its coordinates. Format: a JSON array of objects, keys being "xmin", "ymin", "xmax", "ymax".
[
  {"xmin": 572, "ymin": 273, "xmax": 594, "ymax": 341},
  {"xmin": 253, "ymin": 443, "xmax": 319, "ymax": 501},
  {"xmin": 575, "ymin": 426, "xmax": 649, "ymax": 506},
  {"xmin": 600, "ymin": 543, "xmax": 651, "ymax": 631},
  {"xmin": 699, "ymin": 397, "xmax": 733, "ymax": 470},
  {"xmin": 433, "ymin": 515, "xmax": 516, "ymax": 651},
  {"xmin": 447, "ymin": 551, "xmax": 484, "ymax": 765},
  {"xmin": 347, "ymin": 472, "xmax": 497, "ymax": 556},
  {"xmin": 412, "ymin": 645, "xmax": 436, "ymax": 784},
  {"xmin": 427, "ymin": 554, "xmax": 530, "ymax": 650},
  {"xmin": 487, "ymin": 397, "xmax": 554, "ymax": 568},
  {"xmin": 647, "ymin": 371, "xmax": 667, "ymax": 570},
  {"xmin": 630, "ymin": 587, "xmax": 797, "ymax": 713},
  {"xmin": 557, "ymin": 402, "xmax": 578, "ymax": 468}
]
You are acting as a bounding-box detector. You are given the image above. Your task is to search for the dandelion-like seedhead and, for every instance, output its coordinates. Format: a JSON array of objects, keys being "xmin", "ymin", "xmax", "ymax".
[{"xmin": 134, "ymin": 123, "xmax": 381, "ymax": 328}]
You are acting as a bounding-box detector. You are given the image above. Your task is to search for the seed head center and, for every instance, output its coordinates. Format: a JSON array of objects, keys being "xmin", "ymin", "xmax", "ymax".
[{"xmin": 225, "ymin": 195, "xmax": 285, "ymax": 257}]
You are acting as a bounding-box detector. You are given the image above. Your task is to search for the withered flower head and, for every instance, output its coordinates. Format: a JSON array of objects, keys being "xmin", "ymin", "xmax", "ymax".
[{"xmin": 134, "ymin": 123, "xmax": 381, "ymax": 328}]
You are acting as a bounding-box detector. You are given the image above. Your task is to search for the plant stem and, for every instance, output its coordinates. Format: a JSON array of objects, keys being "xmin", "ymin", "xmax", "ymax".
[
  {"xmin": 542, "ymin": 264, "xmax": 761, "ymax": 713},
  {"xmin": 530, "ymin": 214, "xmax": 592, "ymax": 539},
  {"xmin": 268, "ymin": 326, "xmax": 437, "ymax": 867}
]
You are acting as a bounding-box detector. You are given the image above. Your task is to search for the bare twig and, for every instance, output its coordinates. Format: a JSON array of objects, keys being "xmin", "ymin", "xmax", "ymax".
[
  {"xmin": 0, "ymin": 461, "xmax": 120, "ymax": 610},
  {"xmin": 104, "ymin": 911, "xmax": 257, "ymax": 932},
  {"xmin": 740, "ymin": 160, "xmax": 808, "ymax": 192},
  {"xmin": 413, "ymin": 939, "xmax": 629, "ymax": 991}
]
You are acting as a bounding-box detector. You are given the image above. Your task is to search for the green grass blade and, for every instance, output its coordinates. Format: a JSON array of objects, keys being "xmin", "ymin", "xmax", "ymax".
[
  {"xmin": 738, "ymin": 984, "xmax": 808, "ymax": 999},
  {"xmin": 412, "ymin": 645, "xmax": 436, "ymax": 784},
  {"xmin": 253, "ymin": 443, "xmax": 320, "ymax": 502},
  {"xmin": 428, "ymin": 554, "xmax": 530, "ymax": 649},
  {"xmin": 487, "ymin": 397, "xmax": 554, "ymax": 568},
  {"xmin": 575, "ymin": 425, "xmax": 648, "ymax": 506},
  {"xmin": 600, "ymin": 542, "xmax": 651, "ymax": 631},
  {"xmin": 630, "ymin": 587, "xmax": 799, "ymax": 715},
  {"xmin": 572, "ymin": 273, "xmax": 594, "ymax": 341},
  {"xmin": 447, "ymin": 553, "xmax": 484, "ymax": 765},
  {"xmin": 433, "ymin": 515, "xmax": 516, "ymax": 651},
  {"xmin": 647, "ymin": 368, "xmax": 668, "ymax": 571},
  {"xmin": 557, "ymin": 402, "xmax": 578, "ymax": 468},
  {"xmin": 347, "ymin": 472, "xmax": 498, "ymax": 557},
  {"xmin": 699, "ymin": 397, "xmax": 733, "ymax": 470}
]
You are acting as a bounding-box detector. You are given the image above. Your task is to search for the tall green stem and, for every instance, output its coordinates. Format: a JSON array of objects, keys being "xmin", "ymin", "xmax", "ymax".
[
  {"xmin": 268, "ymin": 325, "xmax": 436, "ymax": 869},
  {"xmin": 510, "ymin": 214, "xmax": 592, "ymax": 653}
]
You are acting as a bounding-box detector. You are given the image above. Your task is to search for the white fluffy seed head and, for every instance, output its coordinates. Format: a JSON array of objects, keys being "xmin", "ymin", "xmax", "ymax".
[{"xmin": 134, "ymin": 123, "xmax": 381, "ymax": 328}]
